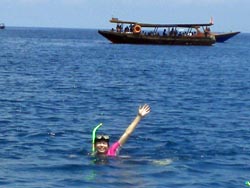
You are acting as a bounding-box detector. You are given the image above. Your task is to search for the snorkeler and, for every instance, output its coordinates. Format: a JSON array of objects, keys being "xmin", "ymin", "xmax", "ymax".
[{"xmin": 92, "ymin": 104, "xmax": 150, "ymax": 157}]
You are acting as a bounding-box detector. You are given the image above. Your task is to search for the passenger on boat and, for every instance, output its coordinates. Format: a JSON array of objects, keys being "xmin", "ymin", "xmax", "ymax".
[
  {"xmin": 170, "ymin": 28, "xmax": 176, "ymax": 36},
  {"xmin": 124, "ymin": 26, "xmax": 129, "ymax": 32},
  {"xmin": 129, "ymin": 24, "xmax": 133, "ymax": 32},
  {"xmin": 163, "ymin": 29, "xmax": 167, "ymax": 36},
  {"xmin": 204, "ymin": 27, "xmax": 211, "ymax": 37},
  {"xmin": 116, "ymin": 24, "xmax": 123, "ymax": 32}
]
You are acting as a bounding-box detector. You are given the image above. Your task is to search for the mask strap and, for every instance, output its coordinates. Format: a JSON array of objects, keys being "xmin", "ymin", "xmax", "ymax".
[{"xmin": 92, "ymin": 123, "xmax": 103, "ymax": 152}]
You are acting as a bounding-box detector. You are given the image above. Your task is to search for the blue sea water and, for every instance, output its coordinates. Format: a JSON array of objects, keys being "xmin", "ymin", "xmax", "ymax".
[{"xmin": 0, "ymin": 27, "xmax": 249, "ymax": 188}]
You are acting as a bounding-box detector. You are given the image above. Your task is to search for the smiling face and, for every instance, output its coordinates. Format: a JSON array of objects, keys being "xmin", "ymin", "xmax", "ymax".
[{"xmin": 95, "ymin": 140, "xmax": 109, "ymax": 154}]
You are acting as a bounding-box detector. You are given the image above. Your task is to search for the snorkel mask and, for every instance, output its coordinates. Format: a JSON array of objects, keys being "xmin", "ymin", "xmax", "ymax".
[
  {"xmin": 95, "ymin": 135, "xmax": 110, "ymax": 145},
  {"xmin": 95, "ymin": 135, "xmax": 109, "ymax": 140}
]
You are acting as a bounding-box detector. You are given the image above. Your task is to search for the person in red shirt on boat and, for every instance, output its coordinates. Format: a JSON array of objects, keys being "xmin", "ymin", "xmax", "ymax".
[{"xmin": 92, "ymin": 104, "xmax": 151, "ymax": 157}]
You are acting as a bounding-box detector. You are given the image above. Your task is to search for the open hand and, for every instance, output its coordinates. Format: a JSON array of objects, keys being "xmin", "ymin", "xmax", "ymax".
[{"xmin": 138, "ymin": 104, "xmax": 150, "ymax": 117}]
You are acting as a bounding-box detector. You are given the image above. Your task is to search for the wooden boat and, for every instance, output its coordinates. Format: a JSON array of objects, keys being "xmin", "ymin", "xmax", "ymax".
[
  {"xmin": 214, "ymin": 31, "xmax": 240, "ymax": 42},
  {"xmin": 98, "ymin": 18, "xmax": 216, "ymax": 46},
  {"xmin": 0, "ymin": 23, "xmax": 5, "ymax": 29}
]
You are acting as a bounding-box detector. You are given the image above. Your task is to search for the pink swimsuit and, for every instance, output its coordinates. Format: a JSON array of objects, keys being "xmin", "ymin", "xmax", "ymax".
[{"xmin": 106, "ymin": 141, "xmax": 121, "ymax": 156}]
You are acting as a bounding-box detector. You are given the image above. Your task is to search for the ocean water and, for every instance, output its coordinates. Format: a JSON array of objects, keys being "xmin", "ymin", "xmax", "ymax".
[{"xmin": 0, "ymin": 27, "xmax": 249, "ymax": 188}]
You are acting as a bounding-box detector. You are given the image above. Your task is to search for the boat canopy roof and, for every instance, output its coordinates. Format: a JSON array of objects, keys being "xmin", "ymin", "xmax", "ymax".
[{"xmin": 110, "ymin": 18, "xmax": 213, "ymax": 28}]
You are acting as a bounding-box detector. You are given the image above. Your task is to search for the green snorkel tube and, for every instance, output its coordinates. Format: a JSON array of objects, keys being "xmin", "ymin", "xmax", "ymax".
[{"xmin": 92, "ymin": 123, "xmax": 103, "ymax": 152}]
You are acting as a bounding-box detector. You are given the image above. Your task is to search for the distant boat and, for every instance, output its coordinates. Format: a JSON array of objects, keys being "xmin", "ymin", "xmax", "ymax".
[
  {"xmin": 98, "ymin": 18, "xmax": 216, "ymax": 46},
  {"xmin": 214, "ymin": 31, "xmax": 240, "ymax": 42},
  {"xmin": 0, "ymin": 23, "xmax": 5, "ymax": 29}
]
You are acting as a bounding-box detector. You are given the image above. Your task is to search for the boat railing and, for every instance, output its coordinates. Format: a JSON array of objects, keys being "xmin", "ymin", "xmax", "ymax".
[{"xmin": 110, "ymin": 26, "xmax": 213, "ymax": 39}]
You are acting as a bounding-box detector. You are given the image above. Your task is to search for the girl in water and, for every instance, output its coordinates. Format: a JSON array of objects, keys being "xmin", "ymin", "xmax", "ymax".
[{"xmin": 92, "ymin": 104, "xmax": 150, "ymax": 157}]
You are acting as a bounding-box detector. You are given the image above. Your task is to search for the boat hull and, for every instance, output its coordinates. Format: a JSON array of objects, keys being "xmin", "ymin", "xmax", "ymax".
[
  {"xmin": 214, "ymin": 31, "xmax": 240, "ymax": 42},
  {"xmin": 98, "ymin": 30, "xmax": 216, "ymax": 46}
]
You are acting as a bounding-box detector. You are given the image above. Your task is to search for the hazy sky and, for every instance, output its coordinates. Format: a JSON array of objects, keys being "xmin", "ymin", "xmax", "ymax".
[{"xmin": 1, "ymin": 0, "xmax": 249, "ymax": 32}]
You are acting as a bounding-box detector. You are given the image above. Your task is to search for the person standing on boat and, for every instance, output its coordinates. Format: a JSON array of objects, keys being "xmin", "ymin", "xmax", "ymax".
[
  {"xmin": 92, "ymin": 104, "xmax": 151, "ymax": 157},
  {"xmin": 163, "ymin": 29, "xmax": 167, "ymax": 36},
  {"xmin": 129, "ymin": 24, "xmax": 133, "ymax": 32}
]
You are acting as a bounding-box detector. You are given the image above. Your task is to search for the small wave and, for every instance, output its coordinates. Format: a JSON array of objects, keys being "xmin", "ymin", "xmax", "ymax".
[{"xmin": 151, "ymin": 158, "xmax": 173, "ymax": 166}]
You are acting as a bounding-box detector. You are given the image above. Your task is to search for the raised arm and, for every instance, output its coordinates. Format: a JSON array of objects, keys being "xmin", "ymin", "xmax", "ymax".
[{"xmin": 118, "ymin": 104, "xmax": 150, "ymax": 146}]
